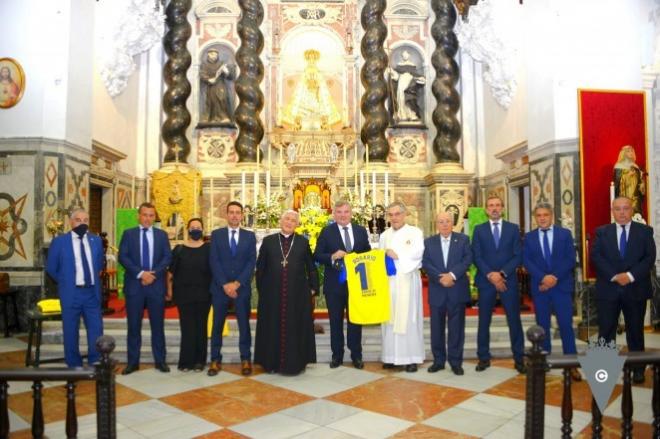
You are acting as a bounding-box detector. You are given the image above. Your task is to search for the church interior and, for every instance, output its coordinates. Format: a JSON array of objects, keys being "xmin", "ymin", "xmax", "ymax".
[{"xmin": 2, "ymin": 0, "xmax": 660, "ymax": 437}]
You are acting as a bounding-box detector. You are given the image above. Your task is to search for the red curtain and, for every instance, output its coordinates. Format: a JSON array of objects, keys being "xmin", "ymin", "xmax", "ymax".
[{"xmin": 578, "ymin": 89, "xmax": 647, "ymax": 277}]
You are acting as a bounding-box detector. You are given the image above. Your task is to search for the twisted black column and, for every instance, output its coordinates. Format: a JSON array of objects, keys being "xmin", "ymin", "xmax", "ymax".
[
  {"xmin": 234, "ymin": 0, "xmax": 264, "ymax": 163},
  {"xmin": 162, "ymin": 0, "xmax": 192, "ymax": 163},
  {"xmin": 359, "ymin": 0, "xmax": 389, "ymax": 162},
  {"xmin": 430, "ymin": 0, "xmax": 461, "ymax": 163}
]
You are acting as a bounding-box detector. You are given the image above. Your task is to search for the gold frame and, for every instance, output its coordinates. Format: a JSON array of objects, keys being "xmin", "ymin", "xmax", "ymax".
[{"xmin": 0, "ymin": 57, "xmax": 26, "ymax": 109}]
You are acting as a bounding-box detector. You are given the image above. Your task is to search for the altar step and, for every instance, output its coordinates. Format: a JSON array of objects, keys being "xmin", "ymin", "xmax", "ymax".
[{"xmin": 35, "ymin": 315, "xmax": 586, "ymax": 364}]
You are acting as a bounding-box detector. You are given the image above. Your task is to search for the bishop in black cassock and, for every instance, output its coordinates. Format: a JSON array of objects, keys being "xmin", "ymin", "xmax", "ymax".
[{"xmin": 254, "ymin": 210, "xmax": 319, "ymax": 375}]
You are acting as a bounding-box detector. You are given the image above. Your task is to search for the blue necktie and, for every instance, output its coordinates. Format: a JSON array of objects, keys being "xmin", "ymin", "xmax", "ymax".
[
  {"xmin": 619, "ymin": 225, "xmax": 627, "ymax": 258},
  {"xmin": 343, "ymin": 226, "xmax": 353, "ymax": 252},
  {"xmin": 142, "ymin": 228, "xmax": 151, "ymax": 271},
  {"xmin": 230, "ymin": 230, "xmax": 238, "ymax": 257},
  {"xmin": 542, "ymin": 229, "xmax": 552, "ymax": 269},
  {"xmin": 80, "ymin": 236, "xmax": 92, "ymax": 287},
  {"xmin": 492, "ymin": 222, "xmax": 500, "ymax": 249}
]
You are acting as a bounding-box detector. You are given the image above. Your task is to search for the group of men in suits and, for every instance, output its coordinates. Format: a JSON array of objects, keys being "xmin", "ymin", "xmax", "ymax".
[{"xmin": 48, "ymin": 196, "xmax": 655, "ymax": 384}]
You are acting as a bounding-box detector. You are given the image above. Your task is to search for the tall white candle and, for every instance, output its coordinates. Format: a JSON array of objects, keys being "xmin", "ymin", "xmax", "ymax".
[
  {"xmin": 256, "ymin": 145, "xmax": 260, "ymax": 172},
  {"xmin": 372, "ymin": 171, "xmax": 376, "ymax": 206},
  {"xmin": 253, "ymin": 171, "xmax": 259, "ymax": 209},
  {"xmin": 267, "ymin": 145, "xmax": 272, "ymax": 170},
  {"xmin": 266, "ymin": 171, "xmax": 271, "ymax": 207},
  {"xmin": 354, "ymin": 145, "xmax": 358, "ymax": 190},
  {"xmin": 384, "ymin": 172, "xmax": 389, "ymax": 206},
  {"xmin": 343, "ymin": 145, "xmax": 347, "ymax": 189},
  {"xmin": 365, "ymin": 143, "xmax": 370, "ymax": 170},
  {"xmin": 360, "ymin": 171, "xmax": 365, "ymax": 204},
  {"xmin": 241, "ymin": 172, "xmax": 246, "ymax": 206}
]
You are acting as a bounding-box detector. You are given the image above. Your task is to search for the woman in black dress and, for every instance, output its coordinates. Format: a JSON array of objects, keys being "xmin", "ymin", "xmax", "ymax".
[{"xmin": 167, "ymin": 218, "xmax": 211, "ymax": 372}]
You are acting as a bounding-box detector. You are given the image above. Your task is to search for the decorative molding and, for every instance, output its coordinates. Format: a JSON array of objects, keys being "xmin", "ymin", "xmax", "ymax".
[
  {"xmin": 527, "ymin": 138, "xmax": 578, "ymax": 162},
  {"xmin": 455, "ymin": 0, "xmax": 519, "ymax": 109},
  {"xmin": 99, "ymin": 0, "xmax": 165, "ymax": 98},
  {"xmin": 494, "ymin": 140, "xmax": 527, "ymax": 163}
]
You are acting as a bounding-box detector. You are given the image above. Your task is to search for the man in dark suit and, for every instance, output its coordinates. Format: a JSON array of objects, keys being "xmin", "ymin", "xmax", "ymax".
[
  {"xmin": 314, "ymin": 200, "xmax": 371, "ymax": 369},
  {"xmin": 208, "ymin": 201, "xmax": 257, "ymax": 376},
  {"xmin": 523, "ymin": 203, "xmax": 581, "ymax": 381},
  {"xmin": 472, "ymin": 195, "xmax": 525, "ymax": 373},
  {"xmin": 118, "ymin": 202, "xmax": 172, "ymax": 374},
  {"xmin": 422, "ymin": 211, "xmax": 472, "ymax": 375},
  {"xmin": 46, "ymin": 208, "xmax": 104, "ymax": 368},
  {"xmin": 591, "ymin": 196, "xmax": 656, "ymax": 383}
]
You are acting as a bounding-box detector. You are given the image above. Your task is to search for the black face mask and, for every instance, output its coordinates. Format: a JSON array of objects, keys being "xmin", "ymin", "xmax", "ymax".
[
  {"xmin": 189, "ymin": 229, "xmax": 203, "ymax": 241},
  {"xmin": 73, "ymin": 224, "xmax": 88, "ymax": 237}
]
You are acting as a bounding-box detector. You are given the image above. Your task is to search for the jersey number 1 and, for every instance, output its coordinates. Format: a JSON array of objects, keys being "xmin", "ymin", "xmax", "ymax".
[{"xmin": 354, "ymin": 262, "xmax": 368, "ymax": 290}]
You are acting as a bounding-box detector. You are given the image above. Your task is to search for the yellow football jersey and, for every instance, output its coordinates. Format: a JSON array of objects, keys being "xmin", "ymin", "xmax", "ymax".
[{"xmin": 342, "ymin": 249, "xmax": 395, "ymax": 324}]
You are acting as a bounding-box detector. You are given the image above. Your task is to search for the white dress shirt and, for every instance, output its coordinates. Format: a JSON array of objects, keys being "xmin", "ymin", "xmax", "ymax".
[
  {"xmin": 614, "ymin": 221, "xmax": 635, "ymax": 283},
  {"xmin": 71, "ymin": 232, "xmax": 95, "ymax": 286},
  {"xmin": 228, "ymin": 227, "xmax": 240, "ymax": 246},
  {"xmin": 538, "ymin": 225, "xmax": 554, "ymax": 258},
  {"xmin": 338, "ymin": 222, "xmax": 355, "ymax": 251},
  {"xmin": 138, "ymin": 226, "xmax": 154, "ymax": 279}
]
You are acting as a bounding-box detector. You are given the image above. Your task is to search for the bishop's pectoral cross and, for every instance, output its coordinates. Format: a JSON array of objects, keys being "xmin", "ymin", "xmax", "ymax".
[{"xmin": 281, "ymin": 259, "xmax": 288, "ymax": 267}]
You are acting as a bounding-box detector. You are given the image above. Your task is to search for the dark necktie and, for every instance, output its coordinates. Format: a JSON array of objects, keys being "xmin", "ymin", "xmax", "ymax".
[
  {"xmin": 142, "ymin": 228, "xmax": 151, "ymax": 271},
  {"xmin": 492, "ymin": 222, "xmax": 500, "ymax": 249},
  {"xmin": 619, "ymin": 225, "xmax": 627, "ymax": 258},
  {"xmin": 80, "ymin": 235, "xmax": 92, "ymax": 287},
  {"xmin": 231, "ymin": 230, "xmax": 238, "ymax": 256},
  {"xmin": 541, "ymin": 229, "xmax": 552, "ymax": 269},
  {"xmin": 343, "ymin": 226, "xmax": 353, "ymax": 252}
]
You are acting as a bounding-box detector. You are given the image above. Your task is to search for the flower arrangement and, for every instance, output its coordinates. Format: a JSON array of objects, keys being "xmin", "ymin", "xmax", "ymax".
[
  {"xmin": 253, "ymin": 192, "xmax": 287, "ymax": 229},
  {"xmin": 337, "ymin": 189, "xmax": 373, "ymax": 227},
  {"xmin": 295, "ymin": 203, "xmax": 331, "ymax": 251}
]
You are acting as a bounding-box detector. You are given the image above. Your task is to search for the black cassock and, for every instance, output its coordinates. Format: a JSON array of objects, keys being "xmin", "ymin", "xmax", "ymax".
[{"xmin": 254, "ymin": 233, "xmax": 319, "ymax": 374}]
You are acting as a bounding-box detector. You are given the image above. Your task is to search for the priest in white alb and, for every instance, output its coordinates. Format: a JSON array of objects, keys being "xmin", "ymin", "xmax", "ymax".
[{"xmin": 379, "ymin": 201, "xmax": 425, "ymax": 372}]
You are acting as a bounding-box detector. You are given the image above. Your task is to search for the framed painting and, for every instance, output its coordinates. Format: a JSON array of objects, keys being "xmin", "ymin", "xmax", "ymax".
[{"xmin": 0, "ymin": 57, "xmax": 25, "ymax": 109}]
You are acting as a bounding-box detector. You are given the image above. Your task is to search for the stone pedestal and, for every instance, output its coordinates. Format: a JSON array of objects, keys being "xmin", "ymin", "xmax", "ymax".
[{"xmin": 424, "ymin": 162, "xmax": 474, "ymax": 233}]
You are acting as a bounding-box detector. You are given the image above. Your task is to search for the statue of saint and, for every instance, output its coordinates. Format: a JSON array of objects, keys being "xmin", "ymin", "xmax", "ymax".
[
  {"xmin": 282, "ymin": 49, "xmax": 341, "ymax": 131},
  {"xmin": 388, "ymin": 50, "xmax": 426, "ymax": 124},
  {"xmin": 613, "ymin": 144, "xmax": 645, "ymax": 215},
  {"xmin": 199, "ymin": 49, "xmax": 236, "ymax": 126}
]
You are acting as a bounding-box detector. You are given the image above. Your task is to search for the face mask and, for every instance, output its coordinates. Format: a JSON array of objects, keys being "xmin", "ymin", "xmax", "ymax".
[
  {"xmin": 73, "ymin": 224, "xmax": 88, "ymax": 237},
  {"xmin": 189, "ymin": 229, "xmax": 203, "ymax": 241}
]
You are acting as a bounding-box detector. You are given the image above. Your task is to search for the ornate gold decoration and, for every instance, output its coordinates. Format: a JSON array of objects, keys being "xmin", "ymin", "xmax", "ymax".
[
  {"xmin": 151, "ymin": 166, "xmax": 202, "ymax": 228},
  {"xmin": 437, "ymin": 188, "xmax": 466, "ymax": 232}
]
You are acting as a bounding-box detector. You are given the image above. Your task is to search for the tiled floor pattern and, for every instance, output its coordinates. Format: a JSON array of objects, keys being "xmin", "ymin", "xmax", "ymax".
[{"xmin": 2, "ymin": 334, "xmax": 659, "ymax": 438}]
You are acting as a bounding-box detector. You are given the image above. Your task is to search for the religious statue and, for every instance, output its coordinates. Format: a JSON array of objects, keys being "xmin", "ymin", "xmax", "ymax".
[
  {"xmin": 282, "ymin": 49, "xmax": 341, "ymax": 131},
  {"xmin": 199, "ymin": 49, "xmax": 237, "ymax": 126},
  {"xmin": 388, "ymin": 50, "xmax": 426, "ymax": 125},
  {"xmin": 613, "ymin": 144, "xmax": 645, "ymax": 215},
  {"xmin": 287, "ymin": 142, "xmax": 297, "ymax": 164},
  {"xmin": 368, "ymin": 204, "xmax": 387, "ymax": 235}
]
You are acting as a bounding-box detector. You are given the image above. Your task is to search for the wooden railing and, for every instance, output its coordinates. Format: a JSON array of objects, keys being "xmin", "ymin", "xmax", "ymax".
[
  {"xmin": 524, "ymin": 325, "xmax": 660, "ymax": 439},
  {"xmin": 0, "ymin": 335, "xmax": 117, "ymax": 439}
]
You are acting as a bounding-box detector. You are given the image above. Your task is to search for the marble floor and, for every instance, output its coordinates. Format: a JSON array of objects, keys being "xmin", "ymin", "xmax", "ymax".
[{"xmin": 2, "ymin": 332, "xmax": 660, "ymax": 438}]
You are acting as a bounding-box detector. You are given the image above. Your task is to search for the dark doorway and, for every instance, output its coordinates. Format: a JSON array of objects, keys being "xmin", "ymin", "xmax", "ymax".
[{"xmin": 89, "ymin": 185, "xmax": 103, "ymax": 234}]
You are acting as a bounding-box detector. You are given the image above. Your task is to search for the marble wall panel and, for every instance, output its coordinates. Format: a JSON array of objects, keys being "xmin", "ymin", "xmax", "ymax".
[
  {"xmin": 0, "ymin": 155, "xmax": 35, "ymax": 267},
  {"xmin": 42, "ymin": 155, "xmax": 59, "ymax": 244}
]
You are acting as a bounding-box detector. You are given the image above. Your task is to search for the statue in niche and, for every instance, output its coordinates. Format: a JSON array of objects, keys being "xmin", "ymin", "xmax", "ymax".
[
  {"xmin": 613, "ymin": 144, "xmax": 645, "ymax": 215},
  {"xmin": 199, "ymin": 48, "xmax": 237, "ymax": 126},
  {"xmin": 388, "ymin": 50, "xmax": 426, "ymax": 125},
  {"xmin": 281, "ymin": 49, "xmax": 341, "ymax": 131}
]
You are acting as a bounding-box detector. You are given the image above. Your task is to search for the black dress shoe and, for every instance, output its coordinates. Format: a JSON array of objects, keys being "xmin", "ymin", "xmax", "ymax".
[
  {"xmin": 352, "ymin": 359, "xmax": 364, "ymax": 369},
  {"xmin": 155, "ymin": 363, "xmax": 170, "ymax": 373},
  {"xmin": 382, "ymin": 363, "xmax": 396, "ymax": 369},
  {"xmin": 475, "ymin": 360, "xmax": 491, "ymax": 372},
  {"xmin": 451, "ymin": 366, "xmax": 464, "ymax": 376},
  {"xmin": 427, "ymin": 363, "xmax": 445, "ymax": 373},
  {"xmin": 405, "ymin": 364, "xmax": 418, "ymax": 373},
  {"xmin": 121, "ymin": 364, "xmax": 139, "ymax": 375},
  {"xmin": 330, "ymin": 358, "xmax": 343, "ymax": 369},
  {"xmin": 514, "ymin": 361, "xmax": 527, "ymax": 374},
  {"xmin": 633, "ymin": 369, "xmax": 646, "ymax": 384}
]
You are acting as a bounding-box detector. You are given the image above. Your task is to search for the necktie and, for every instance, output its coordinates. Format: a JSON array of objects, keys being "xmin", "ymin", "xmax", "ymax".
[
  {"xmin": 542, "ymin": 229, "xmax": 552, "ymax": 269},
  {"xmin": 492, "ymin": 222, "xmax": 500, "ymax": 249},
  {"xmin": 619, "ymin": 225, "xmax": 627, "ymax": 258},
  {"xmin": 231, "ymin": 230, "xmax": 238, "ymax": 256},
  {"xmin": 141, "ymin": 228, "xmax": 151, "ymax": 271},
  {"xmin": 80, "ymin": 236, "xmax": 92, "ymax": 287},
  {"xmin": 343, "ymin": 226, "xmax": 353, "ymax": 252}
]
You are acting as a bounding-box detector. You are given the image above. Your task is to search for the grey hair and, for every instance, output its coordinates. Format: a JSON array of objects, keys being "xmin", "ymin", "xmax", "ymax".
[
  {"xmin": 280, "ymin": 209, "xmax": 300, "ymax": 221},
  {"xmin": 334, "ymin": 200, "xmax": 351, "ymax": 210},
  {"xmin": 69, "ymin": 208, "xmax": 88, "ymax": 219},
  {"xmin": 386, "ymin": 201, "xmax": 407, "ymax": 214},
  {"xmin": 533, "ymin": 202, "xmax": 554, "ymax": 214}
]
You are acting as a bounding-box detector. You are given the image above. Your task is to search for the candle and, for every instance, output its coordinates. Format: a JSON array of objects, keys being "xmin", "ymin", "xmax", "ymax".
[
  {"xmin": 343, "ymin": 144, "xmax": 347, "ymax": 189},
  {"xmin": 146, "ymin": 175, "xmax": 150, "ymax": 203},
  {"xmin": 354, "ymin": 144, "xmax": 358, "ymax": 191},
  {"xmin": 256, "ymin": 144, "xmax": 260, "ymax": 172},
  {"xmin": 241, "ymin": 172, "xmax": 246, "ymax": 206},
  {"xmin": 253, "ymin": 171, "xmax": 259, "ymax": 210},
  {"xmin": 609, "ymin": 181, "xmax": 615, "ymax": 203},
  {"xmin": 372, "ymin": 171, "xmax": 376, "ymax": 206},
  {"xmin": 365, "ymin": 143, "xmax": 369, "ymax": 169},
  {"xmin": 267, "ymin": 144, "xmax": 272, "ymax": 170},
  {"xmin": 266, "ymin": 171, "xmax": 271, "ymax": 207},
  {"xmin": 360, "ymin": 171, "xmax": 365, "ymax": 204},
  {"xmin": 279, "ymin": 146, "xmax": 283, "ymax": 191},
  {"xmin": 131, "ymin": 176, "xmax": 136, "ymax": 208},
  {"xmin": 384, "ymin": 172, "xmax": 389, "ymax": 206}
]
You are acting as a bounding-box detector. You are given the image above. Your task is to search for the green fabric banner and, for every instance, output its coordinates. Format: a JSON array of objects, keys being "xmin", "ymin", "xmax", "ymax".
[{"xmin": 115, "ymin": 209, "xmax": 139, "ymax": 298}]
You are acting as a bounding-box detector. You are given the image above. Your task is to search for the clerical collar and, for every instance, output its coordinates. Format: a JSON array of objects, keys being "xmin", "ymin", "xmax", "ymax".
[{"xmin": 280, "ymin": 233, "xmax": 292, "ymax": 238}]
